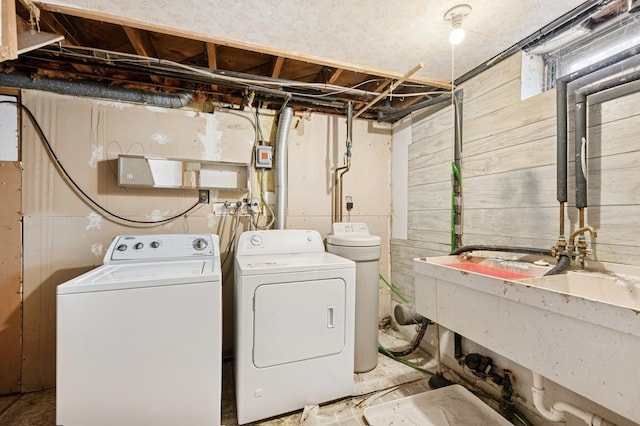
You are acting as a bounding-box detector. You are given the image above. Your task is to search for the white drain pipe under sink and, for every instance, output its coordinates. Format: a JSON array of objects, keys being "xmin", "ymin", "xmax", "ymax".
[{"xmin": 531, "ymin": 373, "xmax": 615, "ymax": 425}]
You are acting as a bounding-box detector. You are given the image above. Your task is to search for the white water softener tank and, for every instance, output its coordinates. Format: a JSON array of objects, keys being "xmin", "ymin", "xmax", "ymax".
[{"xmin": 327, "ymin": 222, "xmax": 381, "ymax": 373}]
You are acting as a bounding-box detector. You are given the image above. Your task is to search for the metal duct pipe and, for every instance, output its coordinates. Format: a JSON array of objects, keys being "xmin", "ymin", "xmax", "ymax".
[
  {"xmin": 0, "ymin": 71, "xmax": 193, "ymax": 108},
  {"xmin": 275, "ymin": 106, "xmax": 294, "ymax": 230}
]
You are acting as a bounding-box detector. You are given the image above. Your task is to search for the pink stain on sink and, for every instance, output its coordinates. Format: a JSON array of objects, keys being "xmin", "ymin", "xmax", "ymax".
[{"xmin": 443, "ymin": 262, "xmax": 534, "ymax": 280}]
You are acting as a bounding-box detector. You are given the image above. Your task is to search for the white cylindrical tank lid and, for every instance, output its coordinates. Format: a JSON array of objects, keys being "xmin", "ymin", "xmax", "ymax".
[{"xmin": 326, "ymin": 234, "xmax": 381, "ymax": 247}]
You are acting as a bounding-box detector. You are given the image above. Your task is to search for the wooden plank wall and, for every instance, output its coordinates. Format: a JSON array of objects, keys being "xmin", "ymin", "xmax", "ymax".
[{"xmin": 391, "ymin": 51, "xmax": 640, "ymax": 301}]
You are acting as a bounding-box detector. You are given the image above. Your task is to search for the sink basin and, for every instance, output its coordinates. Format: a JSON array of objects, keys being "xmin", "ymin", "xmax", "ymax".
[
  {"xmin": 524, "ymin": 270, "xmax": 640, "ymax": 311},
  {"xmin": 414, "ymin": 254, "xmax": 640, "ymax": 424}
]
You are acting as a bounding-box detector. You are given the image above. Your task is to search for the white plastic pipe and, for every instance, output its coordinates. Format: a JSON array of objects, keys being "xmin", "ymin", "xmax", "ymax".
[
  {"xmin": 531, "ymin": 373, "xmax": 614, "ymax": 425},
  {"xmin": 440, "ymin": 328, "xmax": 452, "ymax": 364}
]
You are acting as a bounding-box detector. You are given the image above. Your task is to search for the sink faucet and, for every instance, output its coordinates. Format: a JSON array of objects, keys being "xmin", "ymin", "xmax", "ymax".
[{"xmin": 568, "ymin": 226, "xmax": 597, "ymax": 266}]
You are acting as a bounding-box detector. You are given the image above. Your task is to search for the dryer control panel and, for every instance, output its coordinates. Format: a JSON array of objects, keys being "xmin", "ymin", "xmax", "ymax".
[
  {"xmin": 105, "ymin": 234, "xmax": 218, "ymax": 262},
  {"xmin": 237, "ymin": 230, "xmax": 324, "ymax": 255}
]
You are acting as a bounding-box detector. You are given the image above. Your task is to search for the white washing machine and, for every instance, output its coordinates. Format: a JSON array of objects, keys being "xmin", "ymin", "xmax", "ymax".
[
  {"xmin": 234, "ymin": 229, "xmax": 356, "ymax": 425},
  {"xmin": 56, "ymin": 233, "xmax": 222, "ymax": 426}
]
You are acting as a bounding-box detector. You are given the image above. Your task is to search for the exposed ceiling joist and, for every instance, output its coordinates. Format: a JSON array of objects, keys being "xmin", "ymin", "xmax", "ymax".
[
  {"xmin": 327, "ymin": 68, "xmax": 344, "ymax": 85},
  {"xmin": 205, "ymin": 43, "xmax": 218, "ymax": 92},
  {"xmin": 34, "ymin": 2, "xmax": 452, "ymax": 90},
  {"xmin": 122, "ymin": 26, "xmax": 157, "ymax": 58},
  {"xmin": 205, "ymin": 43, "xmax": 217, "ymax": 69},
  {"xmin": 34, "ymin": 12, "xmax": 91, "ymax": 74},
  {"xmin": 269, "ymin": 56, "xmax": 284, "ymax": 79},
  {"xmin": 123, "ymin": 26, "xmax": 162, "ymax": 84},
  {"xmin": 354, "ymin": 63, "xmax": 424, "ymax": 119},
  {"xmin": 7, "ymin": 3, "xmax": 459, "ymax": 120}
]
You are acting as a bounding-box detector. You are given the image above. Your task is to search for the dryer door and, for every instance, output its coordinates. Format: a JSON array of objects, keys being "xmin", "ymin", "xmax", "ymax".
[{"xmin": 253, "ymin": 278, "xmax": 346, "ymax": 368}]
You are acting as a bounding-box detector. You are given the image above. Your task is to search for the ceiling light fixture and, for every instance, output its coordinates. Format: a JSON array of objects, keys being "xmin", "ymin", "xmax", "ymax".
[{"xmin": 444, "ymin": 4, "xmax": 472, "ymax": 45}]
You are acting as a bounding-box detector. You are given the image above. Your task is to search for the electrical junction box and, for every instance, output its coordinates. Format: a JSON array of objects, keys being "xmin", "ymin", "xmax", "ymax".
[{"xmin": 255, "ymin": 145, "xmax": 273, "ymax": 169}]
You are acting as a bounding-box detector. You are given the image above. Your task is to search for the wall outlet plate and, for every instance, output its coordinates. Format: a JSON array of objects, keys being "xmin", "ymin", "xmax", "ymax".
[{"xmin": 198, "ymin": 189, "xmax": 210, "ymax": 203}]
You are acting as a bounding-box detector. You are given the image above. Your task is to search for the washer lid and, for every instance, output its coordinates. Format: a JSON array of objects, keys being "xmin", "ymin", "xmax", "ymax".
[{"xmin": 57, "ymin": 259, "xmax": 220, "ymax": 295}]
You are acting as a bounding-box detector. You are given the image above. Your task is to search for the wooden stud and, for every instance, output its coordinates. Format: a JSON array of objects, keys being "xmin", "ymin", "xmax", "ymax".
[
  {"xmin": 122, "ymin": 26, "xmax": 162, "ymax": 84},
  {"xmin": 0, "ymin": 0, "xmax": 19, "ymax": 62},
  {"xmin": 354, "ymin": 63, "xmax": 424, "ymax": 119},
  {"xmin": 205, "ymin": 43, "xmax": 218, "ymax": 94},
  {"xmin": 327, "ymin": 68, "xmax": 344, "ymax": 85},
  {"xmin": 269, "ymin": 56, "xmax": 284, "ymax": 79}
]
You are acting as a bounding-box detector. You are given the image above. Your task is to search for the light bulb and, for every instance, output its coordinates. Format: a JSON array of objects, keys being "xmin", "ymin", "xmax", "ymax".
[
  {"xmin": 449, "ymin": 27, "xmax": 465, "ymax": 45},
  {"xmin": 443, "ymin": 4, "xmax": 471, "ymax": 45}
]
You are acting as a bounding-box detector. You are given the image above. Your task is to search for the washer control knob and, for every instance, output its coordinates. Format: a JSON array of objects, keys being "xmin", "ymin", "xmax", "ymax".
[
  {"xmin": 134, "ymin": 242, "xmax": 144, "ymax": 250},
  {"xmin": 150, "ymin": 241, "xmax": 160, "ymax": 249},
  {"xmin": 116, "ymin": 244, "xmax": 127, "ymax": 252},
  {"xmin": 193, "ymin": 238, "xmax": 208, "ymax": 251},
  {"xmin": 249, "ymin": 234, "xmax": 262, "ymax": 246}
]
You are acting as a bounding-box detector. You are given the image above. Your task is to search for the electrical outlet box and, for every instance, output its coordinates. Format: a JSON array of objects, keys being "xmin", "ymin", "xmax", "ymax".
[
  {"xmin": 198, "ymin": 189, "xmax": 210, "ymax": 204},
  {"xmin": 255, "ymin": 145, "xmax": 273, "ymax": 168},
  {"xmin": 248, "ymin": 198, "xmax": 260, "ymax": 213}
]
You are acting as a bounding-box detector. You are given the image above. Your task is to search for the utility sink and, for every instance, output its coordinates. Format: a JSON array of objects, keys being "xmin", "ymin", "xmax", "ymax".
[
  {"xmin": 414, "ymin": 254, "xmax": 640, "ymax": 424},
  {"xmin": 527, "ymin": 268, "xmax": 640, "ymax": 311}
]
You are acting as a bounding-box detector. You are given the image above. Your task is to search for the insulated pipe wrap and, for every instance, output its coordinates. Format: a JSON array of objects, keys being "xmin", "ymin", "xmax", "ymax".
[
  {"xmin": 556, "ymin": 45, "xmax": 640, "ymax": 204},
  {"xmin": 575, "ymin": 94, "xmax": 588, "ymax": 209},
  {"xmin": 275, "ymin": 106, "xmax": 293, "ymax": 230},
  {"xmin": 556, "ymin": 81, "xmax": 568, "ymax": 203}
]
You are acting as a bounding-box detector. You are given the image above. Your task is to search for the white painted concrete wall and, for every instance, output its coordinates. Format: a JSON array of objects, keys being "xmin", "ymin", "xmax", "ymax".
[{"xmin": 18, "ymin": 90, "xmax": 392, "ymax": 390}]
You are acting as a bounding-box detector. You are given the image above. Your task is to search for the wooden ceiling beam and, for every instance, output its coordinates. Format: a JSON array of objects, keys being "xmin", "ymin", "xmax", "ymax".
[
  {"xmin": 205, "ymin": 43, "xmax": 218, "ymax": 94},
  {"xmin": 268, "ymin": 56, "xmax": 285, "ymax": 79},
  {"xmin": 37, "ymin": 11, "xmax": 93, "ymax": 74},
  {"xmin": 327, "ymin": 68, "xmax": 343, "ymax": 85},
  {"xmin": 36, "ymin": 3, "xmax": 452, "ymax": 90},
  {"xmin": 38, "ymin": 11, "xmax": 80, "ymax": 45},
  {"xmin": 122, "ymin": 26, "xmax": 157, "ymax": 58},
  {"xmin": 122, "ymin": 26, "xmax": 162, "ymax": 84},
  {"xmin": 206, "ymin": 43, "xmax": 217, "ymax": 70}
]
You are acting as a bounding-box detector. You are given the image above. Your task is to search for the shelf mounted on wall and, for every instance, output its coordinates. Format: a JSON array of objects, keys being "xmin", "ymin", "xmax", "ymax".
[{"xmin": 117, "ymin": 154, "xmax": 250, "ymax": 191}]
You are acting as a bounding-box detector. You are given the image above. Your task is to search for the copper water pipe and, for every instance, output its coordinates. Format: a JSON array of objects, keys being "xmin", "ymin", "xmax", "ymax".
[
  {"xmin": 333, "ymin": 162, "xmax": 349, "ymax": 223},
  {"xmin": 559, "ymin": 202, "xmax": 565, "ymax": 238},
  {"xmin": 333, "ymin": 102, "xmax": 353, "ymax": 223}
]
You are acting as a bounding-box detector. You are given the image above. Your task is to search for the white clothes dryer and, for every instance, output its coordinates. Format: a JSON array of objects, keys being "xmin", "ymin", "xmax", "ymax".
[
  {"xmin": 234, "ymin": 229, "xmax": 356, "ymax": 425},
  {"xmin": 56, "ymin": 234, "xmax": 222, "ymax": 426}
]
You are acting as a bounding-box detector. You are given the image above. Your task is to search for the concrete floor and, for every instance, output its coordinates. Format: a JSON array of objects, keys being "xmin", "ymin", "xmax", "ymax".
[{"xmin": 0, "ymin": 328, "xmax": 507, "ymax": 426}]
